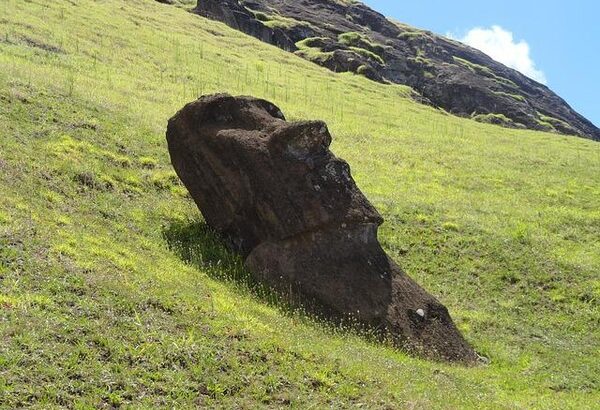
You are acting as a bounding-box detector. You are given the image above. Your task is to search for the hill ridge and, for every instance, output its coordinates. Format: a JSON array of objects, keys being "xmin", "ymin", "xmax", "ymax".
[{"xmin": 189, "ymin": 0, "xmax": 600, "ymax": 140}]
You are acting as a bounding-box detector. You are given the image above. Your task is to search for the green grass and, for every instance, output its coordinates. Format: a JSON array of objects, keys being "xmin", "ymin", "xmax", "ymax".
[
  {"xmin": 263, "ymin": 15, "xmax": 308, "ymax": 31},
  {"xmin": 295, "ymin": 37, "xmax": 328, "ymax": 49},
  {"xmin": 252, "ymin": 11, "xmax": 271, "ymax": 22},
  {"xmin": 398, "ymin": 31, "xmax": 425, "ymax": 40},
  {"xmin": 453, "ymin": 56, "xmax": 497, "ymax": 76},
  {"xmin": 293, "ymin": 48, "xmax": 335, "ymax": 66},
  {"xmin": 536, "ymin": 113, "xmax": 578, "ymax": 135},
  {"xmin": 493, "ymin": 91, "xmax": 527, "ymax": 103},
  {"xmin": 395, "ymin": 26, "xmax": 435, "ymax": 43},
  {"xmin": 338, "ymin": 31, "xmax": 386, "ymax": 59},
  {"xmin": 1, "ymin": 0, "xmax": 599, "ymax": 408},
  {"xmin": 409, "ymin": 55, "xmax": 434, "ymax": 69},
  {"xmin": 471, "ymin": 113, "xmax": 520, "ymax": 128},
  {"xmin": 453, "ymin": 57, "xmax": 520, "ymax": 88},
  {"xmin": 348, "ymin": 47, "xmax": 385, "ymax": 65},
  {"xmin": 249, "ymin": 8, "xmax": 311, "ymax": 32},
  {"xmin": 295, "ymin": 37, "xmax": 338, "ymax": 67}
]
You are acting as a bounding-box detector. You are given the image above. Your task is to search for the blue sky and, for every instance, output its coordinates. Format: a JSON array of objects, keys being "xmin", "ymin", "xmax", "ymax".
[{"xmin": 363, "ymin": 0, "xmax": 599, "ymax": 127}]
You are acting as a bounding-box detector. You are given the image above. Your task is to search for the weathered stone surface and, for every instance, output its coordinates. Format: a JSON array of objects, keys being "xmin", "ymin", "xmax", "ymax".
[{"xmin": 167, "ymin": 94, "xmax": 478, "ymax": 363}]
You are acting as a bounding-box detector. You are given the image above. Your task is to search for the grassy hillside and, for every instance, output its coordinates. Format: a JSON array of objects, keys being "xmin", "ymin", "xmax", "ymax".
[{"xmin": 1, "ymin": 0, "xmax": 599, "ymax": 408}]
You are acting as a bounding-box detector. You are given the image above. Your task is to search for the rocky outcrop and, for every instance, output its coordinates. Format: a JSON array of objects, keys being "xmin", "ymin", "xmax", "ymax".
[
  {"xmin": 166, "ymin": 94, "xmax": 479, "ymax": 363},
  {"xmin": 189, "ymin": 0, "xmax": 600, "ymax": 141},
  {"xmin": 194, "ymin": 0, "xmax": 296, "ymax": 51}
]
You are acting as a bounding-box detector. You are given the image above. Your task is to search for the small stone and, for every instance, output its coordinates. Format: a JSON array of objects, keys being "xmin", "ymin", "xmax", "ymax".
[{"xmin": 416, "ymin": 309, "xmax": 425, "ymax": 317}]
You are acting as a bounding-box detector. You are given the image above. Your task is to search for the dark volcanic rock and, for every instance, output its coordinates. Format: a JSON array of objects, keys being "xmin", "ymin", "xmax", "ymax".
[
  {"xmin": 190, "ymin": 0, "xmax": 600, "ymax": 141},
  {"xmin": 194, "ymin": 0, "xmax": 297, "ymax": 51},
  {"xmin": 167, "ymin": 94, "xmax": 479, "ymax": 363}
]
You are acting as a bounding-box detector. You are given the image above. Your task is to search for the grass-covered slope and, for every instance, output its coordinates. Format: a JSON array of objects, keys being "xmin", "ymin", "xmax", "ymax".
[{"xmin": 0, "ymin": 0, "xmax": 599, "ymax": 408}]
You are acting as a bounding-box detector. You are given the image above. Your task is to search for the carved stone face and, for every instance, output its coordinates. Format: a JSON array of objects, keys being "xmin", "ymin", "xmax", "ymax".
[
  {"xmin": 167, "ymin": 94, "xmax": 478, "ymax": 363},
  {"xmin": 167, "ymin": 93, "xmax": 382, "ymax": 254}
]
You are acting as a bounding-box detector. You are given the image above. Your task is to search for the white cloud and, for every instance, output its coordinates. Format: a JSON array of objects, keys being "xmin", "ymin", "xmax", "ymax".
[{"xmin": 450, "ymin": 26, "xmax": 547, "ymax": 84}]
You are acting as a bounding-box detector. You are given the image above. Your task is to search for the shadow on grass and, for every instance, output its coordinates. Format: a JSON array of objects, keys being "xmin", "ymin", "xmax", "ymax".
[
  {"xmin": 162, "ymin": 219, "xmax": 293, "ymax": 310},
  {"xmin": 161, "ymin": 219, "xmax": 383, "ymax": 344}
]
